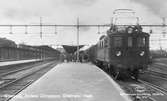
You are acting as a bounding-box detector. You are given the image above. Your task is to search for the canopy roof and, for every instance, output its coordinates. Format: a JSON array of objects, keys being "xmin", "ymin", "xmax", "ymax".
[{"xmin": 62, "ymin": 45, "xmax": 84, "ymax": 54}]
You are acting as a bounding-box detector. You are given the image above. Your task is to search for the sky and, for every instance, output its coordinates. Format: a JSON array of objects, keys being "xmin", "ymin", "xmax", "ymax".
[{"xmin": 0, "ymin": 0, "xmax": 167, "ymax": 50}]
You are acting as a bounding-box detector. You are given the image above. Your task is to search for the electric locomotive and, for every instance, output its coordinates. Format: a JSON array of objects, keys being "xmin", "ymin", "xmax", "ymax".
[
  {"xmin": 86, "ymin": 9, "xmax": 150, "ymax": 80},
  {"xmin": 87, "ymin": 24, "xmax": 149, "ymax": 80}
]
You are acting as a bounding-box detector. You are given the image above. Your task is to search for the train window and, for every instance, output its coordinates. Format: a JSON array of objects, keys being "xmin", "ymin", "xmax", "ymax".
[
  {"xmin": 104, "ymin": 38, "xmax": 108, "ymax": 47},
  {"xmin": 101, "ymin": 41, "xmax": 103, "ymax": 48},
  {"xmin": 137, "ymin": 37, "xmax": 145, "ymax": 47},
  {"xmin": 100, "ymin": 41, "xmax": 103, "ymax": 48},
  {"xmin": 103, "ymin": 40, "xmax": 105, "ymax": 48},
  {"xmin": 103, "ymin": 41, "xmax": 105, "ymax": 48},
  {"xmin": 100, "ymin": 41, "xmax": 102, "ymax": 48},
  {"xmin": 101, "ymin": 40, "xmax": 105, "ymax": 48},
  {"xmin": 128, "ymin": 37, "xmax": 132, "ymax": 47},
  {"xmin": 113, "ymin": 36, "xmax": 122, "ymax": 47},
  {"xmin": 99, "ymin": 42, "xmax": 100, "ymax": 48},
  {"xmin": 98, "ymin": 42, "xmax": 100, "ymax": 48}
]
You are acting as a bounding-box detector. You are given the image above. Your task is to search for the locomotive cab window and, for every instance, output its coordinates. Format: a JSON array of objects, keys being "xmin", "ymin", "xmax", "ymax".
[
  {"xmin": 137, "ymin": 37, "xmax": 146, "ymax": 47},
  {"xmin": 113, "ymin": 36, "xmax": 122, "ymax": 47},
  {"xmin": 128, "ymin": 37, "xmax": 132, "ymax": 47}
]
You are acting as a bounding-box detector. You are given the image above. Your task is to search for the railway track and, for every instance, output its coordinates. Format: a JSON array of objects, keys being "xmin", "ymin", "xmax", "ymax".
[
  {"xmin": 0, "ymin": 61, "xmax": 51, "ymax": 89},
  {"xmin": 91, "ymin": 63, "xmax": 167, "ymax": 100},
  {"xmin": 129, "ymin": 69, "xmax": 167, "ymax": 101},
  {"xmin": 117, "ymin": 78, "xmax": 167, "ymax": 101},
  {"xmin": 138, "ymin": 79, "xmax": 167, "ymax": 95},
  {"xmin": 0, "ymin": 61, "xmax": 41, "ymax": 74},
  {"xmin": 144, "ymin": 70, "xmax": 167, "ymax": 80},
  {"xmin": 0, "ymin": 61, "xmax": 49, "ymax": 77},
  {"xmin": 139, "ymin": 69, "xmax": 167, "ymax": 92},
  {"xmin": 0, "ymin": 60, "xmax": 59, "ymax": 101},
  {"xmin": 133, "ymin": 68, "xmax": 167, "ymax": 101},
  {"xmin": 115, "ymin": 70, "xmax": 167, "ymax": 101}
]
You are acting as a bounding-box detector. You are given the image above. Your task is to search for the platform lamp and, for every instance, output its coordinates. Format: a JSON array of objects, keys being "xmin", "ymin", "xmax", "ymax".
[{"xmin": 149, "ymin": 27, "xmax": 153, "ymax": 34}]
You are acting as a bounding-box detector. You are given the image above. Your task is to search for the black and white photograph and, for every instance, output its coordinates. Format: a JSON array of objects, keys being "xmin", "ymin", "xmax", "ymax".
[{"xmin": 0, "ymin": 0, "xmax": 167, "ymax": 101}]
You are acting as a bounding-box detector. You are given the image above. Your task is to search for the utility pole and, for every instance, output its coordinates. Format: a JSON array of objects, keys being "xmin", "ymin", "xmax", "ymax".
[
  {"xmin": 162, "ymin": 17, "xmax": 166, "ymax": 37},
  {"xmin": 40, "ymin": 17, "xmax": 43, "ymax": 39},
  {"xmin": 10, "ymin": 25, "xmax": 13, "ymax": 34},
  {"xmin": 77, "ymin": 18, "xmax": 80, "ymax": 62},
  {"xmin": 159, "ymin": 38, "xmax": 163, "ymax": 55}
]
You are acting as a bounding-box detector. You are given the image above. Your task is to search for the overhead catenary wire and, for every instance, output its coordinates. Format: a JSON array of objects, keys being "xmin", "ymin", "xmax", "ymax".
[
  {"xmin": 40, "ymin": 17, "xmax": 42, "ymax": 39},
  {"xmin": 0, "ymin": 17, "xmax": 167, "ymax": 39}
]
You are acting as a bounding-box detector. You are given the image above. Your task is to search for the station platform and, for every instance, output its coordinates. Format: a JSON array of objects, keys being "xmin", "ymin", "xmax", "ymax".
[
  {"xmin": 10, "ymin": 62, "xmax": 131, "ymax": 101},
  {"xmin": 0, "ymin": 59, "xmax": 41, "ymax": 67}
]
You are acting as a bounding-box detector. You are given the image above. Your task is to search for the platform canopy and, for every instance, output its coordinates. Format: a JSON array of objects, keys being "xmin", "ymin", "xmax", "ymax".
[{"xmin": 62, "ymin": 45, "xmax": 84, "ymax": 54}]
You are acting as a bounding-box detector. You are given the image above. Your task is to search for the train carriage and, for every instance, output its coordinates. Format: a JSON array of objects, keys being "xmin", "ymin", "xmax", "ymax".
[{"xmin": 84, "ymin": 45, "xmax": 97, "ymax": 63}]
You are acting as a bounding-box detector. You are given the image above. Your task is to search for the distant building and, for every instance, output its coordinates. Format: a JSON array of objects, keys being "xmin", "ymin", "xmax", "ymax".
[
  {"xmin": 0, "ymin": 38, "xmax": 17, "ymax": 47},
  {"xmin": 56, "ymin": 48, "xmax": 65, "ymax": 53}
]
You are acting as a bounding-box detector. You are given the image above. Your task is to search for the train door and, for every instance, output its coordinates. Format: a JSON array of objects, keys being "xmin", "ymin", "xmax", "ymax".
[
  {"xmin": 136, "ymin": 35, "xmax": 149, "ymax": 63},
  {"xmin": 110, "ymin": 35, "xmax": 125, "ymax": 64}
]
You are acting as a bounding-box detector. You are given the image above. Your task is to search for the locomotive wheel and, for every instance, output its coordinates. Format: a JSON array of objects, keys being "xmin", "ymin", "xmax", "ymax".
[
  {"xmin": 134, "ymin": 75, "xmax": 138, "ymax": 81},
  {"xmin": 134, "ymin": 73, "xmax": 139, "ymax": 81},
  {"xmin": 108, "ymin": 65, "xmax": 115, "ymax": 76},
  {"xmin": 114, "ymin": 71, "xmax": 120, "ymax": 80},
  {"xmin": 97, "ymin": 61, "xmax": 103, "ymax": 68},
  {"xmin": 107, "ymin": 64, "xmax": 110, "ymax": 73},
  {"xmin": 133, "ymin": 69, "xmax": 139, "ymax": 81}
]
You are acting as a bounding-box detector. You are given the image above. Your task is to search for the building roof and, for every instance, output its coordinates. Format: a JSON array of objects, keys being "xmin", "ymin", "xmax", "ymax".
[{"xmin": 0, "ymin": 38, "xmax": 16, "ymax": 47}]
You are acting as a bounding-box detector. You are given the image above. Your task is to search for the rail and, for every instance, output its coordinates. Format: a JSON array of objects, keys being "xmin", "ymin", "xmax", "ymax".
[
  {"xmin": 0, "ymin": 61, "xmax": 57, "ymax": 101},
  {"xmin": 138, "ymin": 79, "xmax": 167, "ymax": 95}
]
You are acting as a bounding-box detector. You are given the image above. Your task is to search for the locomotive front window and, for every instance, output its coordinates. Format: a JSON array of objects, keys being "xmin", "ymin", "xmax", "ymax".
[
  {"xmin": 128, "ymin": 37, "xmax": 132, "ymax": 47},
  {"xmin": 113, "ymin": 36, "xmax": 122, "ymax": 47},
  {"xmin": 137, "ymin": 37, "xmax": 145, "ymax": 47}
]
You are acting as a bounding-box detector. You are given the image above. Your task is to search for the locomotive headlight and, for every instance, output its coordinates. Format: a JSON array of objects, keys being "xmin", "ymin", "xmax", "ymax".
[
  {"xmin": 127, "ymin": 27, "xmax": 133, "ymax": 34},
  {"xmin": 116, "ymin": 51, "xmax": 121, "ymax": 56},
  {"xmin": 140, "ymin": 51, "xmax": 145, "ymax": 56}
]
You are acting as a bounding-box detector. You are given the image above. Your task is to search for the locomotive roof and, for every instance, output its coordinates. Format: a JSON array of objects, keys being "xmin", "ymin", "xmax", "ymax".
[
  {"xmin": 108, "ymin": 31, "xmax": 149, "ymax": 36},
  {"xmin": 107, "ymin": 25, "xmax": 149, "ymax": 37},
  {"xmin": 99, "ymin": 35, "xmax": 106, "ymax": 40}
]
